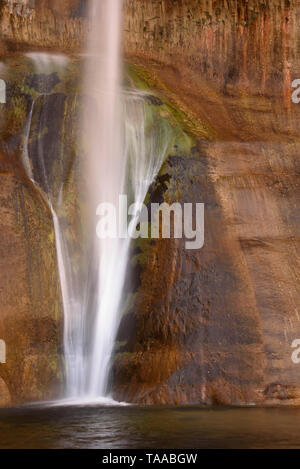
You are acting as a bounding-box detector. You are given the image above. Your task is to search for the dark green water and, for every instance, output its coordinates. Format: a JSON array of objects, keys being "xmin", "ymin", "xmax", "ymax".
[{"xmin": 0, "ymin": 405, "xmax": 300, "ymax": 449}]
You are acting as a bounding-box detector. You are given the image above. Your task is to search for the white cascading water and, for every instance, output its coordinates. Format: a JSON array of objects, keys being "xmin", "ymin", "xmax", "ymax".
[
  {"xmin": 81, "ymin": 0, "xmax": 170, "ymax": 399},
  {"xmin": 23, "ymin": 0, "xmax": 170, "ymax": 403},
  {"xmin": 21, "ymin": 99, "xmax": 34, "ymax": 180},
  {"xmin": 25, "ymin": 53, "xmax": 70, "ymax": 74},
  {"xmin": 21, "ymin": 52, "xmax": 87, "ymax": 401},
  {"xmin": 82, "ymin": 0, "xmax": 125, "ymax": 398}
]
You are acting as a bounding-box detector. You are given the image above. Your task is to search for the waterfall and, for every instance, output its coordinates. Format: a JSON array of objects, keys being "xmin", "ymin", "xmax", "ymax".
[
  {"xmin": 80, "ymin": 0, "xmax": 171, "ymax": 399},
  {"xmin": 83, "ymin": 91, "xmax": 170, "ymax": 399},
  {"xmin": 25, "ymin": 53, "xmax": 70, "ymax": 74},
  {"xmin": 82, "ymin": 0, "xmax": 124, "ymax": 398},
  {"xmin": 23, "ymin": 0, "xmax": 170, "ymax": 404},
  {"xmin": 21, "ymin": 52, "xmax": 86, "ymax": 399},
  {"xmin": 21, "ymin": 99, "xmax": 34, "ymax": 181}
]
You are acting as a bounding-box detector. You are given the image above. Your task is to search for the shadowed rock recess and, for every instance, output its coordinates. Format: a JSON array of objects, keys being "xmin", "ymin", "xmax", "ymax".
[{"xmin": 0, "ymin": 0, "xmax": 299, "ymax": 405}]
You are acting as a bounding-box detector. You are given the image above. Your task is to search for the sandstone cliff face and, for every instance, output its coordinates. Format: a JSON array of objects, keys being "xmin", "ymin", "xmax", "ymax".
[
  {"xmin": 0, "ymin": 56, "xmax": 82, "ymax": 406},
  {"xmin": 0, "ymin": 154, "xmax": 62, "ymax": 406},
  {"xmin": 0, "ymin": 1, "xmax": 299, "ymax": 406},
  {"xmin": 124, "ymin": 0, "xmax": 300, "ymax": 97},
  {"xmin": 0, "ymin": 0, "xmax": 87, "ymax": 53},
  {"xmin": 111, "ymin": 0, "xmax": 300, "ymax": 405}
]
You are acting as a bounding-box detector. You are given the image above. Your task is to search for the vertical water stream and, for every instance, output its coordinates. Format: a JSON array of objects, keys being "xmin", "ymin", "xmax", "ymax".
[{"xmin": 23, "ymin": 0, "xmax": 170, "ymax": 402}]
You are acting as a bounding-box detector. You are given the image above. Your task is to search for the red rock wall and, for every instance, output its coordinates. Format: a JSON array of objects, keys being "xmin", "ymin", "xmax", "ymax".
[
  {"xmin": 0, "ymin": 0, "xmax": 87, "ymax": 53},
  {"xmin": 124, "ymin": 0, "xmax": 300, "ymax": 98},
  {"xmin": 112, "ymin": 0, "xmax": 300, "ymax": 405}
]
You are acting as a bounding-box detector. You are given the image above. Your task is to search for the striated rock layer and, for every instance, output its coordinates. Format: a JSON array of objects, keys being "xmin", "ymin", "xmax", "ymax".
[
  {"xmin": 124, "ymin": 0, "xmax": 300, "ymax": 98},
  {"xmin": 0, "ymin": 0, "xmax": 87, "ymax": 54}
]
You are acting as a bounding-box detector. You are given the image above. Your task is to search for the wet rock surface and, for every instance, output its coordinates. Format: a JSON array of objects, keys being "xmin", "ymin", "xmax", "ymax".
[
  {"xmin": 112, "ymin": 1, "xmax": 300, "ymax": 405},
  {"xmin": 0, "ymin": 152, "xmax": 62, "ymax": 405},
  {"xmin": 113, "ymin": 140, "xmax": 266, "ymax": 405},
  {"xmin": 0, "ymin": 57, "xmax": 83, "ymax": 405}
]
